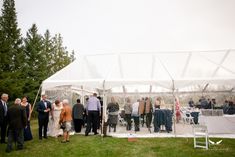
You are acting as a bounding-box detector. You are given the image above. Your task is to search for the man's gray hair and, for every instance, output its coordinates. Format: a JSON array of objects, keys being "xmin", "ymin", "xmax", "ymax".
[
  {"xmin": 1, "ymin": 93, "xmax": 8, "ymax": 98},
  {"xmin": 62, "ymin": 99, "xmax": 69, "ymax": 105},
  {"xmin": 15, "ymin": 98, "xmax": 21, "ymax": 104}
]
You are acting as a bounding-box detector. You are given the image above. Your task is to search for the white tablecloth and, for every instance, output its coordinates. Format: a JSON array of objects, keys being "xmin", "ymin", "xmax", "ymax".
[{"xmin": 199, "ymin": 115, "xmax": 235, "ymax": 134}]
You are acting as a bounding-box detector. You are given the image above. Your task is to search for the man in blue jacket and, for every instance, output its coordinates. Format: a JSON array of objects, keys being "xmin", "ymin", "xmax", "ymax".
[{"xmin": 37, "ymin": 94, "xmax": 51, "ymax": 140}]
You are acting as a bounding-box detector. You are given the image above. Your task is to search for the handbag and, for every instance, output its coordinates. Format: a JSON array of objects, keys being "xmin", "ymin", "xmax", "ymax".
[{"xmin": 60, "ymin": 122, "xmax": 66, "ymax": 129}]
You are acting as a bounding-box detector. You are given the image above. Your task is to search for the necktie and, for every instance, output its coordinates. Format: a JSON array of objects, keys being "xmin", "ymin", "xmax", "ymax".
[{"xmin": 3, "ymin": 102, "xmax": 7, "ymax": 116}]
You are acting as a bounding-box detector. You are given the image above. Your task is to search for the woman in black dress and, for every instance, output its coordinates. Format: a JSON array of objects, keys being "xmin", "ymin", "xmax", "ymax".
[
  {"xmin": 21, "ymin": 96, "xmax": 33, "ymax": 141},
  {"xmin": 107, "ymin": 97, "xmax": 119, "ymax": 132}
]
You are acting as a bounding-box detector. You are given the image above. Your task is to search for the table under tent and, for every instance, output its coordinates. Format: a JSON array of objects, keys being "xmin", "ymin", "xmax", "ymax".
[{"xmin": 40, "ymin": 50, "xmax": 235, "ymax": 137}]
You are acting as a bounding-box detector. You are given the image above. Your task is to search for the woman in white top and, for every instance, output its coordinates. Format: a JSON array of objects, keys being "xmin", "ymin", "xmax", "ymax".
[
  {"xmin": 48, "ymin": 100, "xmax": 63, "ymax": 137},
  {"xmin": 132, "ymin": 99, "xmax": 140, "ymax": 131}
]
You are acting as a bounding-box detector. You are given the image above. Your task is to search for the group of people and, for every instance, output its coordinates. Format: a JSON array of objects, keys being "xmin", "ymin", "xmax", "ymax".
[
  {"xmin": 0, "ymin": 93, "xmax": 74, "ymax": 153},
  {"xmin": 189, "ymin": 97, "xmax": 217, "ymax": 109},
  {"xmin": 122, "ymin": 97, "xmax": 164, "ymax": 132},
  {"xmin": 0, "ymin": 94, "xmax": 33, "ymax": 153},
  {"xmin": 223, "ymin": 100, "xmax": 235, "ymax": 114},
  {"xmin": 37, "ymin": 94, "xmax": 73, "ymax": 143},
  {"xmin": 189, "ymin": 97, "xmax": 235, "ymax": 114},
  {"xmin": 36, "ymin": 92, "xmax": 103, "ymax": 140},
  {"xmin": 37, "ymin": 92, "xmax": 104, "ymax": 140},
  {"xmin": 1, "ymin": 92, "xmax": 173, "ymax": 153},
  {"xmin": 42, "ymin": 96, "xmax": 86, "ymax": 139}
]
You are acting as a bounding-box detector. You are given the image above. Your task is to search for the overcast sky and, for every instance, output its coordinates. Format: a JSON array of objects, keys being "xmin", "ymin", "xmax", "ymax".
[{"xmin": 1, "ymin": 0, "xmax": 235, "ymax": 56}]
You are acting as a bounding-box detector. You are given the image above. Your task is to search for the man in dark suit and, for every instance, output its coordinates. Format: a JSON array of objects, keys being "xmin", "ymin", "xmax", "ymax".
[
  {"xmin": 6, "ymin": 98, "xmax": 27, "ymax": 153},
  {"xmin": 37, "ymin": 94, "xmax": 51, "ymax": 140},
  {"xmin": 0, "ymin": 93, "xmax": 9, "ymax": 144}
]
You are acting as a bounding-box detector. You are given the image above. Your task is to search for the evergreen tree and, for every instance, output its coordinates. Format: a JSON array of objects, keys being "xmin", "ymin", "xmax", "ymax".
[
  {"xmin": 23, "ymin": 24, "xmax": 46, "ymax": 100},
  {"xmin": 0, "ymin": 0, "xmax": 75, "ymax": 103},
  {"xmin": 0, "ymin": 0, "xmax": 24, "ymax": 100},
  {"xmin": 70, "ymin": 50, "xmax": 75, "ymax": 62},
  {"xmin": 42, "ymin": 29, "xmax": 55, "ymax": 76},
  {"xmin": 50, "ymin": 33, "xmax": 74, "ymax": 74}
]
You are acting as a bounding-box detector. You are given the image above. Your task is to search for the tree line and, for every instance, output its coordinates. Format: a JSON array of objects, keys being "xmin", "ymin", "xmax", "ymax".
[{"xmin": 0, "ymin": 0, "xmax": 75, "ymax": 103}]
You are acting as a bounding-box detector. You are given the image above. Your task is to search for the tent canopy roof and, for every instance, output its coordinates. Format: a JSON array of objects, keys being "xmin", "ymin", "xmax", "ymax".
[{"xmin": 42, "ymin": 50, "xmax": 235, "ymax": 93}]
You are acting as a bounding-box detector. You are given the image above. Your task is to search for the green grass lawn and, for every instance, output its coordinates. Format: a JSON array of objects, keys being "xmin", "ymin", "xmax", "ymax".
[{"xmin": 1, "ymin": 120, "xmax": 235, "ymax": 157}]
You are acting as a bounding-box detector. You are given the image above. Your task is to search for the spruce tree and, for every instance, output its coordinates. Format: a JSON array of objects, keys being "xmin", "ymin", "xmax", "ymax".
[
  {"xmin": 51, "ymin": 33, "xmax": 74, "ymax": 74},
  {"xmin": 70, "ymin": 50, "xmax": 75, "ymax": 62},
  {"xmin": 23, "ymin": 24, "xmax": 46, "ymax": 100},
  {"xmin": 0, "ymin": 0, "xmax": 75, "ymax": 102},
  {"xmin": 0, "ymin": 0, "xmax": 24, "ymax": 99},
  {"xmin": 42, "ymin": 29, "xmax": 54, "ymax": 76}
]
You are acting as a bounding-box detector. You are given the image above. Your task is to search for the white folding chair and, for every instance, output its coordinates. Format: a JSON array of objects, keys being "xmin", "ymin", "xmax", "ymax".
[
  {"xmin": 193, "ymin": 125, "xmax": 209, "ymax": 149},
  {"xmin": 181, "ymin": 110, "xmax": 194, "ymax": 125},
  {"xmin": 118, "ymin": 114, "xmax": 126, "ymax": 126}
]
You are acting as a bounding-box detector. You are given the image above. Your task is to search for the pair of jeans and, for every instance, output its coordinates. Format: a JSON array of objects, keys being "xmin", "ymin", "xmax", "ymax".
[
  {"xmin": 154, "ymin": 110, "xmax": 164, "ymax": 132},
  {"xmin": 154, "ymin": 110, "xmax": 172, "ymax": 132},
  {"xmin": 133, "ymin": 116, "xmax": 140, "ymax": 131},
  {"xmin": 125, "ymin": 114, "xmax": 132, "ymax": 130},
  {"xmin": 145, "ymin": 112, "xmax": 152, "ymax": 128},
  {"xmin": 140, "ymin": 114, "xmax": 145, "ymax": 127}
]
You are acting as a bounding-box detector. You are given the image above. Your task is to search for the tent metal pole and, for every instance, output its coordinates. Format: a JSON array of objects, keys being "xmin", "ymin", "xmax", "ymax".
[
  {"xmin": 81, "ymin": 86, "xmax": 84, "ymax": 105},
  {"xmin": 172, "ymin": 80, "xmax": 176, "ymax": 137},
  {"xmin": 202, "ymin": 83, "xmax": 209, "ymax": 93},
  {"xmin": 101, "ymin": 81, "xmax": 106, "ymax": 139},
  {"xmin": 230, "ymin": 87, "xmax": 234, "ymax": 98},
  {"xmin": 149, "ymin": 85, "xmax": 152, "ymax": 98},
  {"xmin": 31, "ymin": 84, "xmax": 42, "ymax": 112},
  {"xmin": 122, "ymin": 85, "xmax": 126, "ymax": 108}
]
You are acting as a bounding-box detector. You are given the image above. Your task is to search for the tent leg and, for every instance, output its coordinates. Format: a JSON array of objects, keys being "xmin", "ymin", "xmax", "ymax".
[
  {"xmin": 172, "ymin": 80, "xmax": 176, "ymax": 137},
  {"xmin": 81, "ymin": 86, "xmax": 84, "ymax": 105},
  {"xmin": 31, "ymin": 84, "xmax": 42, "ymax": 112},
  {"xmin": 101, "ymin": 81, "xmax": 106, "ymax": 139},
  {"xmin": 173, "ymin": 95, "xmax": 176, "ymax": 137}
]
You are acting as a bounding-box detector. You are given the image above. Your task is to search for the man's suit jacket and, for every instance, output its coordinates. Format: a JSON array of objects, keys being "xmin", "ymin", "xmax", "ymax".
[
  {"xmin": 7, "ymin": 105, "xmax": 27, "ymax": 129},
  {"xmin": 0, "ymin": 100, "xmax": 6, "ymax": 124},
  {"xmin": 37, "ymin": 100, "xmax": 51, "ymax": 119}
]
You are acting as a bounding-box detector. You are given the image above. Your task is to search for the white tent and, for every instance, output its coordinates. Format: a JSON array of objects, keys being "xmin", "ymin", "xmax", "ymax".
[
  {"xmin": 41, "ymin": 49, "xmax": 235, "ymax": 136},
  {"xmin": 42, "ymin": 50, "xmax": 235, "ymax": 94}
]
